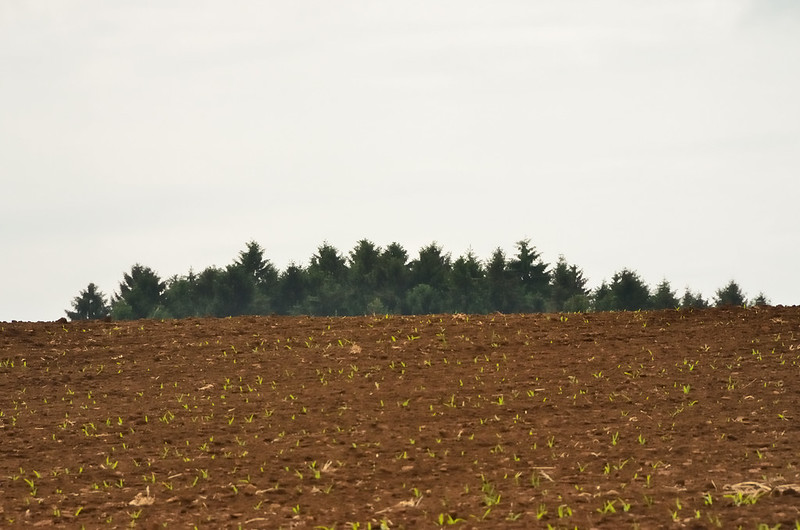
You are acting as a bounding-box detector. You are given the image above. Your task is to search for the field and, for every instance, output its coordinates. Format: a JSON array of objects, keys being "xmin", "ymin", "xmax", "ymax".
[{"xmin": 1, "ymin": 306, "xmax": 799, "ymax": 529}]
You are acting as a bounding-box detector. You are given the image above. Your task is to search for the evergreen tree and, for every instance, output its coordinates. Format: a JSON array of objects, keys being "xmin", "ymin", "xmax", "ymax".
[
  {"xmin": 235, "ymin": 241, "xmax": 275, "ymax": 283},
  {"xmin": 161, "ymin": 272, "xmax": 200, "ymax": 319},
  {"xmin": 309, "ymin": 242, "xmax": 348, "ymax": 280},
  {"xmin": 608, "ymin": 269, "xmax": 651, "ymax": 311},
  {"xmin": 233, "ymin": 241, "xmax": 278, "ymax": 314},
  {"xmin": 680, "ymin": 288, "xmax": 709, "ymax": 309},
  {"xmin": 486, "ymin": 248, "xmax": 514, "ymax": 312},
  {"xmin": 450, "ymin": 250, "xmax": 486, "ymax": 313},
  {"xmin": 213, "ymin": 264, "xmax": 257, "ymax": 316},
  {"xmin": 549, "ymin": 255, "xmax": 589, "ymax": 312},
  {"xmin": 508, "ymin": 239, "xmax": 549, "ymax": 311},
  {"xmin": 650, "ymin": 279, "xmax": 679, "ymax": 309},
  {"xmin": 410, "ymin": 242, "xmax": 451, "ymax": 293},
  {"xmin": 347, "ymin": 239, "xmax": 382, "ymax": 313},
  {"xmin": 592, "ymin": 281, "xmax": 616, "ymax": 312},
  {"xmin": 112, "ymin": 264, "xmax": 165, "ymax": 319},
  {"xmin": 376, "ymin": 242, "xmax": 410, "ymax": 313},
  {"xmin": 276, "ymin": 263, "xmax": 307, "ymax": 314},
  {"xmin": 66, "ymin": 283, "xmax": 110, "ymax": 320},
  {"xmin": 406, "ymin": 284, "xmax": 443, "ymax": 314},
  {"xmin": 563, "ymin": 293, "xmax": 591, "ymax": 312},
  {"xmin": 194, "ymin": 266, "xmax": 224, "ymax": 316},
  {"xmin": 751, "ymin": 292, "xmax": 770, "ymax": 306},
  {"xmin": 307, "ymin": 243, "xmax": 349, "ymax": 315},
  {"xmin": 714, "ymin": 280, "xmax": 746, "ymax": 307},
  {"xmin": 401, "ymin": 242, "xmax": 452, "ymax": 314}
]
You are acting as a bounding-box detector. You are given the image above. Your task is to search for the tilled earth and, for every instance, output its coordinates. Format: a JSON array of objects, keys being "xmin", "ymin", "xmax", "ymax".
[{"xmin": 1, "ymin": 306, "xmax": 799, "ymax": 529}]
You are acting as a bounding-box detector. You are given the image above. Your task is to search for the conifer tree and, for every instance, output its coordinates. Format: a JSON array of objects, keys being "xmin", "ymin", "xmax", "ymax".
[
  {"xmin": 714, "ymin": 280, "xmax": 746, "ymax": 307},
  {"xmin": 650, "ymin": 279, "xmax": 679, "ymax": 309},
  {"xmin": 112, "ymin": 264, "xmax": 165, "ymax": 319},
  {"xmin": 66, "ymin": 283, "xmax": 110, "ymax": 320},
  {"xmin": 549, "ymin": 255, "xmax": 589, "ymax": 312},
  {"xmin": 608, "ymin": 269, "xmax": 650, "ymax": 311}
]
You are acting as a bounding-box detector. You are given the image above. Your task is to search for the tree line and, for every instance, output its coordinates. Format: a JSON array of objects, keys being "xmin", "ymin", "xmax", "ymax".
[{"xmin": 65, "ymin": 239, "xmax": 768, "ymax": 321}]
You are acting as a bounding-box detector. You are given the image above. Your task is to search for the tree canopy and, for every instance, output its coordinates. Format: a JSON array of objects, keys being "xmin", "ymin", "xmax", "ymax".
[
  {"xmin": 111, "ymin": 264, "xmax": 165, "ymax": 320},
  {"xmin": 65, "ymin": 239, "xmax": 769, "ymax": 320},
  {"xmin": 66, "ymin": 283, "xmax": 110, "ymax": 320}
]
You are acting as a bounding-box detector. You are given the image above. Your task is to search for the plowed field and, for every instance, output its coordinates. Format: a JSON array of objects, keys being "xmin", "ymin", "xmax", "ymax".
[{"xmin": 1, "ymin": 306, "xmax": 799, "ymax": 528}]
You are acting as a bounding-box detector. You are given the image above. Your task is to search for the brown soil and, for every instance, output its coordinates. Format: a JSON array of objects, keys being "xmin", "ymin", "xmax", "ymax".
[{"xmin": 1, "ymin": 306, "xmax": 799, "ymax": 529}]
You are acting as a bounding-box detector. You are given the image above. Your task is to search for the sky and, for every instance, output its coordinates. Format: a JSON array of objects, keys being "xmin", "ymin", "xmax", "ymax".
[{"xmin": 1, "ymin": 1, "xmax": 799, "ymax": 321}]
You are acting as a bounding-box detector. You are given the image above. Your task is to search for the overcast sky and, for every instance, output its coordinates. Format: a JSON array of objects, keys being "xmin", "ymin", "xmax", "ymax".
[{"xmin": 2, "ymin": 1, "xmax": 798, "ymax": 321}]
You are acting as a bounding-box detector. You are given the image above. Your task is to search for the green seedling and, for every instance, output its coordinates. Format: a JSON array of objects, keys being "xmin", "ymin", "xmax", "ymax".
[{"xmin": 436, "ymin": 513, "xmax": 465, "ymax": 525}]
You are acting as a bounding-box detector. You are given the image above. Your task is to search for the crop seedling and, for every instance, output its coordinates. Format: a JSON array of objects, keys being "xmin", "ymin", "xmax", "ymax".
[
  {"xmin": 481, "ymin": 476, "xmax": 501, "ymax": 507},
  {"xmin": 436, "ymin": 513, "xmax": 465, "ymax": 525},
  {"xmin": 597, "ymin": 499, "xmax": 616, "ymax": 514},
  {"xmin": 724, "ymin": 491, "xmax": 765, "ymax": 506}
]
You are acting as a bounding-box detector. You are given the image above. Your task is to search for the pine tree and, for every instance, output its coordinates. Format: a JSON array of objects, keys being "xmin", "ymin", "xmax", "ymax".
[
  {"xmin": 112, "ymin": 264, "xmax": 165, "ymax": 319},
  {"xmin": 410, "ymin": 243, "xmax": 451, "ymax": 293},
  {"xmin": 549, "ymin": 255, "xmax": 589, "ymax": 312},
  {"xmin": 376, "ymin": 243, "xmax": 410, "ymax": 313},
  {"xmin": 450, "ymin": 250, "xmax": 486, "ymax": 313},
  {"xmin": 751, "ymin": 292, "xmax": 770, "ymax": 306},
  {"xmin": 508, "ymin": 239, "xmax": 550, "ymax": 311},
  {"xmin": 680, "ymin": 288, "xmax": 709, "ymax": 309},
  {"xmin": 608, "ymin": 269, "xmax": 650, "ymax": 311},
  {"xmin": 486, "ymin": 248, "xmax": 514, "ymax": 312},
  {"xmin": 307, "ymin": 243, "xmax": 348, "ymax": 315},
  {"xmin": 714, "ymin": 280, "xmax": 746, "ymax": 307},
  {"xmin": 650, "ymin": 279, "xmax": 679, "ymax": 309},
  {"xmin": 66, "ymin": 283, "xmax": 110, "ymax": 320},
  {"xmin": 276, "ymin": 263, "xmax": 308, "ymax": 315},
  {"xmin": 347, "ymin": 239, "xmax": 382, "ymax": 313}
]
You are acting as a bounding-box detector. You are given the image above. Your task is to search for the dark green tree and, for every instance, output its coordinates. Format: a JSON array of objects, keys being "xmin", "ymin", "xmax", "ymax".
[
  {"xmin": 563, "ymin": 292, "xmax": 591, "ymax": 312},
  {"xmin": 592, "ymin": 281, "xmax": 616, "ymax": 312},
  {"xmin": 212, "ymin": 264, "xmax": 257, "ymax": 317},
  {"xmin": 376, "ymin": 242, "xmax": 410, "ymax": 313},
  {"xmin": 112, "ymin": 264, "xmax": 165, "ymax": 319},
  {"xmin": 235, "ymin": 241, "xmax": 276, "ymax": 283},
  {"xmin": 449, "ymin": 249, "xmax": 486, "ymax": 313},
  {"xmin": 751, "ymin": 292, "xmax": 770, "ymax": 306},
  {"xmin": 347, "ymin": 239, "xmax": 382, "ymax": 313},
  {"xmin": 233, "ymin": 241, "xmax": 278, "ymax": 314},
  {"xmin": 650, "ymin": 279, "xmax": 679, "ymax": 309},
  {"xmin": 404, "ymin": 243, "xmax": 452, "ymax": 314},
  {"xmin": 608, "ymin": 269, "xmax": 650, "ymax": 311},
  {"xmin": 66, "ymin": 283, "xmax": 110, "ymax": 320},
  {"xmin": 714, "ymin": 280, "xmax": 746, "ymax": 307},
  {"xmin": 276, "ymin": 263, "xmax": 307, "ymax": 314},
  {"xmin": 406, "ymin": 283, "xmax": 443, "ymax": 314},
  {"xmin": 309, "ymin": 242, "xmax": 347, "ymax": 277},
  {"xmin": 549, "ymin": 255, "xmax": 589, "ymax": 312},
  {"xmin": 410, "ymin": 242, "xmax": 451, "ymax": 293},
  {"xmin": 194, "ymin": 266, "xmax": 224, "ymax": 316},
  {"xmin": 161, "ymin": 271, "xmax": 200, "ymax": 319},
  {"xmin": 508, "ymin": 239, "xmax": 550, "ymax": 311},
  {"xmin": 680, "ymin": 288, "xmax": 709, "ymax": 309},
  {"xmin": 307, "ymin": 242, "xmax": 349, "ymax": 315},
  {"xmin": 485, "ymin": 248, "xmax": 515, "ymax": 312}
]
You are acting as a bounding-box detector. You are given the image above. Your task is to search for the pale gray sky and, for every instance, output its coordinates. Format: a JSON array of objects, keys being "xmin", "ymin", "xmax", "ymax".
[{"xmin": 2, "ymin": 1, "xmax": 798, "ymax": 321}]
